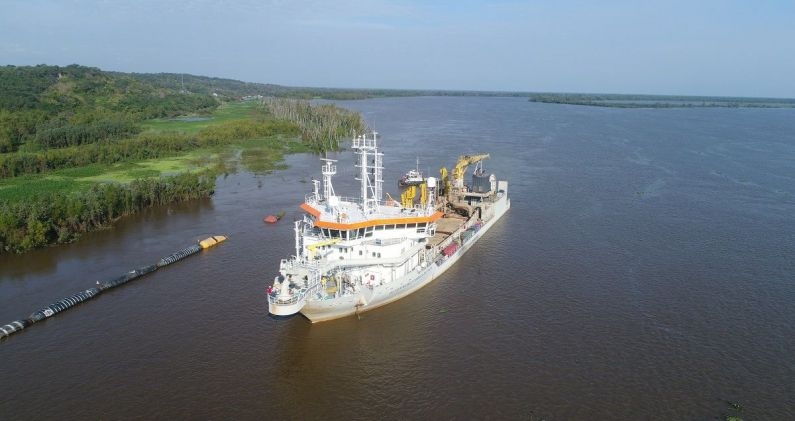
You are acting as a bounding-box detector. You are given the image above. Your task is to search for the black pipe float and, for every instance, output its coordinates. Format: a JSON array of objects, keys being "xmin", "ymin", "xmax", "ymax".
[{"xmin": 0, "ymin": 236, "xmax": 226, "ymax": 340}]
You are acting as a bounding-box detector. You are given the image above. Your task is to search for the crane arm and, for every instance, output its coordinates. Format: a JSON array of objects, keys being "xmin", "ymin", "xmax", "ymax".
[{"xmin": 452, "ymin": 154, "xmax": 490, "ymax": 181}]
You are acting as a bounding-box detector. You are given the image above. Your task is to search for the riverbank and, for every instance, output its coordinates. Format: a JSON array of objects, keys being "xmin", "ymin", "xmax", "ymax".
[
  {"xmin": 527, "ymin": 93, "xmax": 795, "ymax": 108},
  {"xmin": 0, "ymin": 98, "xmax": 365, "ymax": 253}
]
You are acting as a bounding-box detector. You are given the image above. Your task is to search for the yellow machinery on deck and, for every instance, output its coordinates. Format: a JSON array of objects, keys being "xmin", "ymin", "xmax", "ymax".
[
  {"xmin": 439, "ymin": 167, "xmax": 451, "ymax": 198},
  {"xmin": 308, "ymin": 238, "xmax": 341, "ymax": 258},
  {"xmin": 400, "ymin": 182, "xmax": 429, "ymax": 209},
  {"xmin": 452, "ymin": 154, "xmax": 490, "ymax": 188},
  {"xmin": 440, "ymin": 154, "xmax": 490, "ymax": 199}
]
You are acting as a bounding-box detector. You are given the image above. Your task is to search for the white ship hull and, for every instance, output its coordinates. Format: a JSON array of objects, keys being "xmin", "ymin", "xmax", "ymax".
[
  {"xmin": 301, "ymin": 190, "xmax": 510, "ymax": 322},
  {"xmin": 267, "ymin": 133, "xmax": 509, "ymax": 323}
]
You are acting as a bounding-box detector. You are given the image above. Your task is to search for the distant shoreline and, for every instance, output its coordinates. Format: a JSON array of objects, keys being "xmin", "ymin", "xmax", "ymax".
[{"xmin": 526, "ymin": 93, "xmax": 795, "ymax": 109}]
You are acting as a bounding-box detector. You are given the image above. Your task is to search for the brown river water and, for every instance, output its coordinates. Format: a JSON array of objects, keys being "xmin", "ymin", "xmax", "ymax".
[{"xmin": 1, "ymin": 97, "xmax": 794, "ymax": 419}]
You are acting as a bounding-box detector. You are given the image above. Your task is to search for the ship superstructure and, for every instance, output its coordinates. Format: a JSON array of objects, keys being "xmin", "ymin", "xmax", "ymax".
[{"xmin": 268, "ymin": 132, "xmax": 510, "ymax": 322}]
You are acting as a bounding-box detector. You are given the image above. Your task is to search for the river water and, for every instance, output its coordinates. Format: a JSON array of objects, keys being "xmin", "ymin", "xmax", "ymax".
[{"xmin": 1, "ymin": 97, "xmax": 794, "ymax": 419}]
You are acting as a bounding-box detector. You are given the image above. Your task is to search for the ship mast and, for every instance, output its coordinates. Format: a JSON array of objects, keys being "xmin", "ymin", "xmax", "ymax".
[
  {"xmin": 320, "ymin": 158, "xmax": 337, "ymax": 211},
  {"xmin": 352, "ymin": 132, "xmax": 383, "ymax": 213}
]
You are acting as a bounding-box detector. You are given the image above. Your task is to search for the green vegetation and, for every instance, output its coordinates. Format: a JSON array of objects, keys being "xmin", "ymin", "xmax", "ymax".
[
  {"xmin": 117, "ymin": 71, "xmax": 537, "ymax": 100},
  {"xmin": 0, "ymin": 64, "xmax": 369, "ymax": 254},
  {"xmin": 0, "ymin": 172, "xmax": 215, "ymax": 253},
  {"xmin": 527, "ymin": 93, "xmax": 795, "ymax": 108},
  {"xmin": 141, "ymin": 101, "xmax": 258, "ymax": 134},
  {"xmin": 261, "ymin": 97, "xmax": 368, "ymax": 150},
  {"xmin": 0, "ymin": 64, "xmax": 218, "ymax": 152}
]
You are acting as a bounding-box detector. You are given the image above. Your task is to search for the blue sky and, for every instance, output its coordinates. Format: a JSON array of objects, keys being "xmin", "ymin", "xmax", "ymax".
[{"xmin": 2, "ymin": 0, "xmax": 794, "ymax": 97}]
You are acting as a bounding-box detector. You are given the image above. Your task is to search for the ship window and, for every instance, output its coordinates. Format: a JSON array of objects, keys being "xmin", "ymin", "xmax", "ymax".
[
  {"xmin": 359, "ymin": 250, "xmax": 363, "ymax": 256},
  {"xmin": 376, "ymin": 225, "xmax": 385, "ymax": 230},
  {"xmin": 330, "ymin": 230, "xmax": 340, "ymax": 238},
  {"xmin": 418, "ymin": 223, "xmax": 427, "ymax": 228},
  {"xmin": 377, "ymin": 253, "xmax": 382, "ymax": 258},
  {"xmin": 365, "ymin": 226, "xmax": 374, "ymax": 234},
  {"xmin": 365, "ymin": 231, "xmax": 373, "ymax": 237},
  {"xmin": 358, "ymin": 228, "xmax": 365, "ymax": 238},
  {"xmin": 388, "ymin": 224, "xmax": 396, "ymax": 230},
  {"xmin": 347, "ymin": 230, "xmax": 355, "ymax": 240},
  {"xmin": 372, "ymin": 252, "xmax": 376, "ymax": 257},
  {"xmin": 417, "ymin": 228, "xmax": 425, "ymax": 233},
  {"xmin": 407, "ymin": 223, "xmax": 416, "ymax": 229},
  {"xmin": 397, "ymin": 224, "xmax": 406, "ymax": 229}
]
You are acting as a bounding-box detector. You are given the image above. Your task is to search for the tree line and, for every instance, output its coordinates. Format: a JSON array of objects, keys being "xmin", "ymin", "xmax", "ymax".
[
  {"xmin": 0, "ymin": 171, "xmax": 216, "ymax": 253},
  {"xmin": 0, "ymin": 118, "xmax": 301, "ymax": 179},
  {"xmin": 260, "ymin": 97, "xmax": 368, "ymax": 150},
  {"xmin": 0, "ymin": 65, "xmax": 219, "ymax": 153}
]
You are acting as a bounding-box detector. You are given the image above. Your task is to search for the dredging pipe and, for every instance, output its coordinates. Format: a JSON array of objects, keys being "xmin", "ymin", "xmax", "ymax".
[{"xmin": 0, "ymin": 235, "xmax": 227, "ymax": 340}]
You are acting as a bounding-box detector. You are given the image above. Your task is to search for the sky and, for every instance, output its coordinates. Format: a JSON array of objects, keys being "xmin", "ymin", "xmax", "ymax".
[{"xmin": 2, "ymin": 0, "xmax": 794, "ymax": 97}]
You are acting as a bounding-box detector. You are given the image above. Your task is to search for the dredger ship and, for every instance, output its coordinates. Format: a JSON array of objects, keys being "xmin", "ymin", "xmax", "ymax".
[{"xmin": 267, "ymin": 132, "xmax": 510, "ymax": 322}]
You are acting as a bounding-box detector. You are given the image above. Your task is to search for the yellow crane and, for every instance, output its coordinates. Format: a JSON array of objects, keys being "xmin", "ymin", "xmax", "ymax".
[
  {"xmin": 307, "ymin": 238, "xmax": 341, "ymax": 258},
  {"xmin": 439, "ymin": 167, "xmax": 450, "ymax": 197},
  {"xmin": 401, "ymin": 185, "xmax": 417, "ymax": 208},
  {"xmin": 451, "ymin": 154, "xmax": 490, "ymax": 187}
]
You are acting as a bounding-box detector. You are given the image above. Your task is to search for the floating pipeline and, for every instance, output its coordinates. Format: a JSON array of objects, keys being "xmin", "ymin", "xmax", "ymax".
[
  {"xmin": 0, "ymin": 235, "xmax": 227, "ymax": 340},
  {"xmin": 28, "ymin": 287, "xmax": 100, "ymax": 322},
  {"xmin": 157, "ymin": 244, "xmax": 202, "ymax": 267}
]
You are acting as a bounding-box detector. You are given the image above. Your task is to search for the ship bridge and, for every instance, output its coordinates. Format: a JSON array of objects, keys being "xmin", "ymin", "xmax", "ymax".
[
  {"xmin": 300, "ymin": 131, "xmax": 442, "ymax": 231},
  {"xmin": 300, "ymin": 195, "xmax": 442, "ymax": 230}
]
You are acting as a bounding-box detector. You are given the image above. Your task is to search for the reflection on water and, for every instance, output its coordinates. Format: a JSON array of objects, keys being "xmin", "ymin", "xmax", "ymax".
[{"xmin": 1, "ymin": 98, "xmax": 794, "ymax": 420}]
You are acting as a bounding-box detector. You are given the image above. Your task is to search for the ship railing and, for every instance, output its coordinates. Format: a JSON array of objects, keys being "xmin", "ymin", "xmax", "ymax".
[
  {"xmin": 304, "ymin": 194, "xmax": 432, "ymax": 214},
  {"xmin": 362, "ymin": 237, "xmax": 407, "ymax": 246},
  {"xmin": 268, "ymin": 273, "xmax": 322, "ymax": 305},
  {"xmin": 280, "ymin": 257, "xmax": 323, "ymax": 271},
  {"xmin": 268, "ymin": 291, "xmax": 304, "ymax": 305}
]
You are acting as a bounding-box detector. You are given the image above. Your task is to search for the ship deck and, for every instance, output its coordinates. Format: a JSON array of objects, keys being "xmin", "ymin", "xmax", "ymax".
[{"xmin": 429, "ymin": 216, "xmax": 465, "ymax": 247}]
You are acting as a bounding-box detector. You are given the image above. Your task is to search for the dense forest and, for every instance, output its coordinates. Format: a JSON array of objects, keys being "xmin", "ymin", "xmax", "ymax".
[{"xmin": 0, "ymin": 65, "xmax": 219, "ymax": 152}]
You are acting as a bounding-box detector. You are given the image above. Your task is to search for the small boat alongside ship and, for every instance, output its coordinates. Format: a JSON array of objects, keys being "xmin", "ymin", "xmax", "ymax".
[
  {"xmin": 398, "ymin": 159, "xmax": 424, "ymax": 187},
  {"xmin": 267, "ymin": 132, "xmax": 510, "ymax": 322}
]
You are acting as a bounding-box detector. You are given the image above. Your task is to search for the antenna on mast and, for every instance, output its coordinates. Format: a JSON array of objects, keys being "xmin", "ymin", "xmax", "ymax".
[{"xmin": 320, "ymin": 158, "xmax": 338, "ymax": 210}]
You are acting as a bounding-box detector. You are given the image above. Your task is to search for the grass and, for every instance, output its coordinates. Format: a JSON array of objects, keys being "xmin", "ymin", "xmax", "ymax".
[
  {"xmin": 0, "ymin": 135, "xmax": 305, "ymax": 202},
  {"xmin": 0, "ymin": 176, "xmax": 95, "ymax": 202},
  {"xmin": 1, "ymin": 100, "xmax": 310, "ymax": 203},
  {"xmin": 140, "ymin": 100, "xmax": 259, "ymax": 134}
]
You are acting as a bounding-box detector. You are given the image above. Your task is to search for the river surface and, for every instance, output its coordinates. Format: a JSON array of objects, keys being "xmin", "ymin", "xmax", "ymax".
[{"xmin": 1, "ymin": 97, "xmax": 794, "ymax": 420}]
